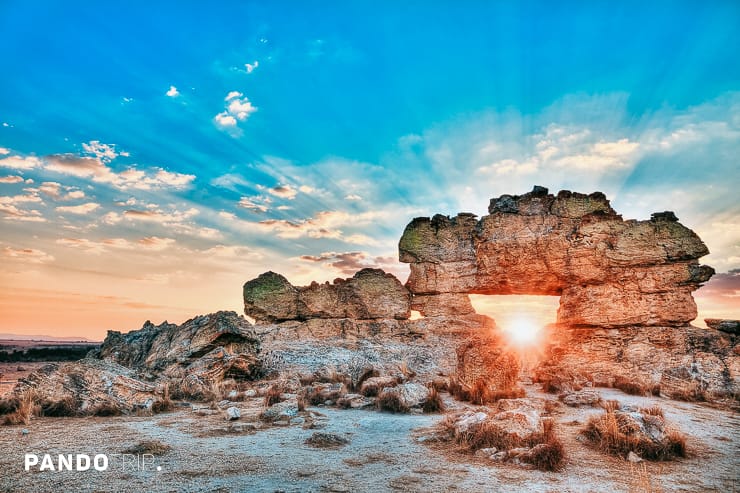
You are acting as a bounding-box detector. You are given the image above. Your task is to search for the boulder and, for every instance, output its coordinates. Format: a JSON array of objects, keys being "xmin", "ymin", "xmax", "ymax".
[{"xmin": 225, "ymin": 406, "xmax": 241, "ymax": 420}]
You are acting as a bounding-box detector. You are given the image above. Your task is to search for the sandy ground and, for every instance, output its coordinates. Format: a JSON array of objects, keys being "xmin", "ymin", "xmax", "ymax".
[{"xmin": 1, "ymin": 383, "xmax": 737, "ymax": 493}]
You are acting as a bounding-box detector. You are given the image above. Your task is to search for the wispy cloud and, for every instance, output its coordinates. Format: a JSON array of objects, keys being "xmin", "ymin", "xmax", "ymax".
[
  {"xmin": 245, "ymin": 61, "xmax": 259, "ymax": 73},
  {"xmin": 2, "ymin": 245, "xmax": 54, "ymax": 263},
  {"xmin": 55, "ymin": 202, "xmax": 100, "ymax": 215},
  {"xmin": 166, "ymin": 85, "xmax": 179, "ymax": 97}
]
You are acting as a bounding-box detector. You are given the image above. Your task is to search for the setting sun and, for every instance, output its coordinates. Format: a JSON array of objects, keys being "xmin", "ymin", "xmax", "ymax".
[{"xmin": 504, "ymin": 317, "xmax": 542, "ymax": 346}]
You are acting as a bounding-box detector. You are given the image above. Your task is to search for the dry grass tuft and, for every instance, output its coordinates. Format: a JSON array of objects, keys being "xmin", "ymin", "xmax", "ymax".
[
  {"xmin": 582, "ymin": 407, "xmax": 687, "ymax": 461},
  {"xmin": 670, "ymin": 382, "xmax": 708, "ymax": 402},
  {"xmin": 449, "ymin": 377, "xmax": 525, "ymax": 405},
  {"xmin": 602, "ymin": 399, "xmax": 621, "ymax": 412},
  {"xmin": 121, "ymin": 440, "xmax": 171, "ymax": 455},
  {"xmin": 0, "ymin": 397, "xmax": 20, "ymax": 416},
  {"xmin": 2, "ymin": 390, "xmax": 39, "ymax": 425},
  {"xmin": 152, "ymin": 383, "xmax": 174, "ymax": 414},
  {"xmin": 640, "ymin": 405, "xmax": 664, "ymax": 418},
  {"xmin": 398, "ymin": 361, "xmax": 417, "ymax": 380},
  {"xmin": 376, "ymin": 391, "xmax": 410, "ymax": 413},
  {"xmin": 613, "ymin": 376, "xmax": 648, "ymax": 396},
  {"xmin": 263, "ymin": 384, "xmax": 284, "ymax": 407},
  {"xmin": 629, "ymin": 462, "xmax": 664, "ymax": 493},
  {"xmin": 90, "ymin": 401, "xmax": 123, "ymax": 417},
  {"xmin": 523, "ymin": 419, "xmax": 566, "ymax": 472},
  {"xmin": 40, "ymin": 396, "xmax": 79, "ymax": 417},
  {"xmin": 422, "ymin": 385, "xmax": 445, "ymax": 413}
]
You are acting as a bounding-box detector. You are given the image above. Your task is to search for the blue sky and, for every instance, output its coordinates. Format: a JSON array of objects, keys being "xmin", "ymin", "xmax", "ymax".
[{"xmin": 0, "ymin": 1, "xmax": 738, "ymax": 337}]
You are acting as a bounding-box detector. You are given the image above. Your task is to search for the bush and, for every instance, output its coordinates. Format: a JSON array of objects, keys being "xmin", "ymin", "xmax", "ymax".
[
  {"xmin": 582, "ymin": 407, "xmax": 687, "ymax": 461},
  {"xmin": 91, "ymin": 401, "xmax": 123, "ymax": 417},
  {"xmin": 450, "ymin": 377, "xmax": 525, "ymax": 405},
  {"xmin": 152, "ymin": 384, "xmax": 174, "ymax": 414},
  {"xmin": 376, "ymin": 391, "xmax": 409, "ymax": 413},
  {"xmin": 613, "ymin": 376, "xmax": 648, "ymax": 396},
  {"xmin": 2, "ymin": 391, "xmax": 39, "ymax": 425},
  {"xmin": 422, "ymin": 385, "xmax": 445, "ymax": 413},
  {"xmin": 263, "ymin": 384, "xmax": 284, "ymax": 407},
  {"xmin": 40, "ymin": 396, "xmax": 79, "ymax": 417},
  {"xmin": 0, "ymin": 397, "xmax": 20, "ymax": 416}
]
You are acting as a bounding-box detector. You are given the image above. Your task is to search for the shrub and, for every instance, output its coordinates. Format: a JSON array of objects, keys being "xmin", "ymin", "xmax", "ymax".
[
  {"xmin": 451, "ymin": 377, "xmax": 525, "ymax": 405},
  {"xmin": 263, "ymin": 384, "xmax": 284, "ymax": 407},
  {"xmin": 2, "ymin": 391, "xmax": 39, "ymax": 425},
  {"xmin": 613, "ymin": 376, "xmax": 647, "ymax": 396},
  {"xmin": 582, "ymin": 408, "xmax": 687, "ymax": 461},
  {"xmin": 670, "ymin": 382, "xmax": 708, "ymax": 402},
  {"xmin": 376, "ymin": 391, "xmax": 409, "ymax": 413},
  {"xmin": 40, "ymin": 396, "xmax": 79, "ymax": 417},
  {"xmin": 523, "ymin": 421, "xmax": 566, "ymax": 472},
  {"xmin": 422, "ymin": 385, "xmax": 445, "ymax": 413},
  {"xmin": 640, "ymin": 405, "xmax": 664, "ymax": 418},
  {"xmin": 91, "ymin": 401, "xmax": 123, "ymax": 417},
  {"xmin": 0, "ymin": 397, "xmax": 20, "ymax": 416}
]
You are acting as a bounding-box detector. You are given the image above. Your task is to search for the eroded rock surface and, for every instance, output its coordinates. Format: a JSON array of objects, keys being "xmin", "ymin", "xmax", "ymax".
[
  {"xmin": 399, "ymin": 186, "xmax": 714, "ymax": 327},
  {"xmin": 243, "ymin": 268, "xmax": 411, "ymax": 323},
  {"xmin": 96, "ymin": 310, "xmax": 261, "ymax": 381}
]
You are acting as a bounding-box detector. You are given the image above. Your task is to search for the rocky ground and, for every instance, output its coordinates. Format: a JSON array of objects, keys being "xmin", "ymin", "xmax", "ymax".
[{"xmin": 1, "ymin": 383, "xmax": 737, "ymax": 493}]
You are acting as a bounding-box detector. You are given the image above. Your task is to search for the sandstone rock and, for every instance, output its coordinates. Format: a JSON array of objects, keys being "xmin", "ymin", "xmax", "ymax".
[
  {"xmin": 535, "ymin": 325, "xmax": 738, "ymax": 402},
  {"xmin": 244, "ymin": 268, "xmax": 410, "ymax": 323},
  {"xmin": 360, "ymin": 376, "xmax": 399, "ymax": 397},
  {"xmin": 455, "ymin": 335, "xmax": 519, "ymax": 390},
  {"xmin": 336, "ymin": 393, "xmax": 374, "ymax": 409},
  {"xmin": 225, "ymin": 406, "xmax": 240, "ymax": 420},
  {"xmin": 377, "ymin": 382, "xmax": 429, "ymax": 409},
  {"xmin": 96, "ymin": 311, "xmax": 261, "ymax": 382},
  {"xmin": 705, "ymin": 319, "xmax": 740, "ymax": 335},
  {"xmin": 13, "ymin": 359, "xmax": 157, "ymax": 415},
  {"xmin": 560, "ymin": 390, "xmax": 602, "ymax": 407},
  {"xmin": 399, "ymin": 186, "xmax": 713, "ymax": 327},
  {"xmin": 260, "ymin": 400, "xmax": 299, "ymax": 422},
  {"xmin": 627, "ymin": 451, "xmax": 643, "ymax": 463}
]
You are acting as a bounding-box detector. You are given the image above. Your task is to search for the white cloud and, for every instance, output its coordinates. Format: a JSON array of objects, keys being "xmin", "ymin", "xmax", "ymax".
[
  {"xmin": 214, "ymin": 111, "xmax": 237, "ymax": 127},
  {"xmin": 0, "ymin": 203, "xmax": 45, "ymax": 222},
  {"xmin": 227, "ymin": 97, "xmax": 257, "ymax": 121},
  {"xmin": 55, "ymin": 202, "xmax": 100, "ymax": 215},
  {"xmin": 45, "ymin": 154, "xmax": 194, "ymax": 191},
  {"xmin": 245, "ymin": 61, "xmax": 259, "ymax": 73},
  {"xmin": 0, "ymin": 175, "xmax": 23, "ymax": 184},
  {"xmin": 0, "ymin": 193, "xmax": 42, "ymax": 205},
  {"xmin": 211, "ymin": 173, "xmax": 250, "ymax": 190},
  {"xmin": 0, "ymin": 148, "xmax": 9, "ymax": 155},
  {"xmin": 215, "ymin": 91, "xmax": 258, "ymax": 130},
  {"xmin": 66, "ymin": 190, "xmax": 85, "ymax": 199},
  {"xmin": 0, "ymin": 155, "xmax": 42, "ymax": 170},
  {"xmin": 166, "ymin": 85, "xmax": 180, "ymax": 97},
  {"xmin": 345, "ymin": 194, "xmax": 362, "ymax": 201},
  {"xmin": 82, "ymin": 141, "xmax": 125, "ymax": 162}
]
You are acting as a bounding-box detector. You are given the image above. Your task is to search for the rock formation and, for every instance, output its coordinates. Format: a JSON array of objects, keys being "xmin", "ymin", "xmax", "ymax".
[
  {"xmin": 243, "ymin": 268, "xmax": 411, "ymax": 323},
  {"xmin": 96, "ymin": 311, "xmax": 261, "ymax": 382},
  {"xmin": 399, "ymin": 186, "xmax": 714, "ymax": 327}
]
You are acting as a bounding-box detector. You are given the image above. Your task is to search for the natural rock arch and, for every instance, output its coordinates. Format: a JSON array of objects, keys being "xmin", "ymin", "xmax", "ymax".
[{"xmin": 399, "ymin": 186, "xmax": 714, "ymax": 328}]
